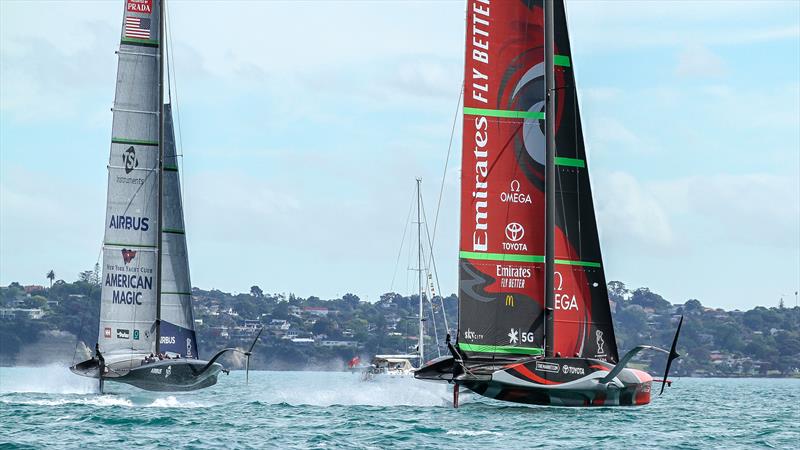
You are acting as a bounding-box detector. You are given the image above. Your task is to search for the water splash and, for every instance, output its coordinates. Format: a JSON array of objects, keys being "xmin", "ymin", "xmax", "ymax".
[
  {"xmin": 1, "ymin": 396, "xmax": 133, "ymax": 407},
  {"xmin": 147, "ymin": 396, "xmax": 209, "ymax": 408},
  {"xmin": 1, "ymin": 371, "xmax": 798, "ymax": 449},
  {"xmin": 254, "ymin": 372, "xmax": 450, "ymax": 407},
  {"xmin": 446, "ymin": 430, "xmax": 503, "ymax": 437},
  {"xmin": 0, "ymin": 365, "xmax": 97, "ymax": 395}
]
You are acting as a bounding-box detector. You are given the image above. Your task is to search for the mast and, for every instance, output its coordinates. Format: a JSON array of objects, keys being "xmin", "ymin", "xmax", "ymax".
[
  {"xmin": 544, "ymin": 0, "xmax": 556, "ymax": 358},
  {"xmin": 416, "ymin": 177, "xmax": 424, "ymax": 363},
  {"xmin": 155, "ymin": 0, "xmax": 165, "ymax": 353}
]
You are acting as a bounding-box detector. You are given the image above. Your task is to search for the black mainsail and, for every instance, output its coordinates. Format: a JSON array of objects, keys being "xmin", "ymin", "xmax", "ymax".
[{"xmin": 549, "ymin": 0, "xmax": 618, "ymax": 363}]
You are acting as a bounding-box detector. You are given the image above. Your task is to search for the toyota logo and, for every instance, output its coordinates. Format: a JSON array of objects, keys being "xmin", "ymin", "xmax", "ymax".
[{"xmin": 505, "ymin": 222, "xmax": 525, "ymax": 242}]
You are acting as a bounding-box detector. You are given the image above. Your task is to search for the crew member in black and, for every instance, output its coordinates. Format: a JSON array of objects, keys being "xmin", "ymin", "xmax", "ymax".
[{"xmin": 95, "ymin": 342, "xmax": 106, "ymax": 374}]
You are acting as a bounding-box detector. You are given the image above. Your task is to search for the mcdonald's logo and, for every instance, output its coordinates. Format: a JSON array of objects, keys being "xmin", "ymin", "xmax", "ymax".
[{"xmin": 505, "ymin": 295, "xmax": 514, "ymax": 307}]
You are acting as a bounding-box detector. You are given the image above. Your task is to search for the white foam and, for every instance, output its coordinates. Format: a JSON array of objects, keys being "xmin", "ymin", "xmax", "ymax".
[
  {"xmin": 147, "ymin": 395, "xmax": 208, "ymax": 408},
  {"xmin": 0, "ymin": 395, "xmax": 133, "ymax": 407},
  {"xmin": 446, "ymin": 430, "xmax": 503, "ymax": 437},
  {"xmin": 260, "ymin": 374, "xmax": 450, "ymax": 407}
]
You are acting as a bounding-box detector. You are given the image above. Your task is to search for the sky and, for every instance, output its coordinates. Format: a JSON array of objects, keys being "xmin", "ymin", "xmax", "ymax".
[{"xmin": 1, "ymin": 0, "xmax": 798, "ymax": 311}]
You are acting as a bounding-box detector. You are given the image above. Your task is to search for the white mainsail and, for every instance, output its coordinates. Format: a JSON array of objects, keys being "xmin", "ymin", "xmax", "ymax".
[
  {"xmin": 98, "ymin": 0, "xmax": 162, "ymax": 363},
  {"xmin": 159, "ymin": 104, "xmax": 199, "ymax": 359}
]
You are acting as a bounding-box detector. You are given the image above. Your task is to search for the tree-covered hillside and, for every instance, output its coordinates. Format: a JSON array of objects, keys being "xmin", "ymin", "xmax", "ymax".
[{"xmin": 1, "ymin": 278, "xmax": 798, "ymax": 376}]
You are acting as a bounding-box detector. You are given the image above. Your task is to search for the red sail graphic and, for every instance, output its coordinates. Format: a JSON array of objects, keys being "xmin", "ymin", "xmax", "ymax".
[
  {"xmin": 458, "ymin": 0, "xmax": 618, "ymax": 363},
  {"xmin": 458, "ymin": 0, "xmax": 547, "ymax": 358}
]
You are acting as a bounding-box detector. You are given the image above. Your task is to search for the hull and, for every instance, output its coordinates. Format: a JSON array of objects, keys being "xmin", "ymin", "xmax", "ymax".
[
  {"xmin": 416, "ymin": 356, "xmax": 652, "ymax": 407},
  {"xmin": 361, "ymin": 368, "xmax": 415, "ymax": 382},
  {"xmin": 361, "ymin": 355, "xmax": 418, "ymax": 381},
  {"xmin": 70, "ymin": 358, "xmax": 222, "ymax": 392}
]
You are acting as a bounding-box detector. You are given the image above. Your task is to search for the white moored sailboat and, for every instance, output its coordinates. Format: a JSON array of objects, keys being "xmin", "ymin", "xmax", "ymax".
[{"xmin": 362, "ymin": 179, "xmax": 442, "ymax": 381}]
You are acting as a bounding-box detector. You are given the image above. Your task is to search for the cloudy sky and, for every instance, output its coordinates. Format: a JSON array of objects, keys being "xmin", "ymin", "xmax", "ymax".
[{"xmin": 1, "ymin": 0, "xmax": 798, "ymax": 311}]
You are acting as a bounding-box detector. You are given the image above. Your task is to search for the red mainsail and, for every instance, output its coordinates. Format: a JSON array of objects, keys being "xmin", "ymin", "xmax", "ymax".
[{"xmin": 457, "ymin": 0, "xmax": 618, "ymax": 363}]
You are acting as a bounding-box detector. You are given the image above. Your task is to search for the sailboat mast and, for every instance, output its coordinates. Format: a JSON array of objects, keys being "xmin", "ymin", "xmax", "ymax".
[
  {"xmin": 155, "ymin": 0, "xmax": 165, "ymax": 354},
  {"xmin": 544, "ymin": 0, "xmax": 556, "ymax": 358},
  {"xmin": 416, "ymin": 177, "xmax": 425, "ymax": 363}
]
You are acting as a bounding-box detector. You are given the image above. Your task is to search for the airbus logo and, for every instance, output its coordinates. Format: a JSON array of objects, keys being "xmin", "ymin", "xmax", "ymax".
[{"xmin": 505, "ymin": 222, "xmax": 524, "ymax": 242}]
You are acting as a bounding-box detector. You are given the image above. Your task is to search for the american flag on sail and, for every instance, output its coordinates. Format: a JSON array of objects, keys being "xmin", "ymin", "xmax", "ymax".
[{"xmin": 124, "ymin": 16, "xmax": 151, "ymax": 39}]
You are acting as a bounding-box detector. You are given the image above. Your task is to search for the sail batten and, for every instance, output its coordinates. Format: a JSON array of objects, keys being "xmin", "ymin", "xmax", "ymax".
[{"xmin": 464, "ymin": 107, "xmax": 546, "ymax": 119}]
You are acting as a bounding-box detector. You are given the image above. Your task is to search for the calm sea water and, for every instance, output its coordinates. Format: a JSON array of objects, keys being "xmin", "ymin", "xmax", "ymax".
[{"xmin": 0, "ymin": 366, "xmax": 798, "ymax": 449}]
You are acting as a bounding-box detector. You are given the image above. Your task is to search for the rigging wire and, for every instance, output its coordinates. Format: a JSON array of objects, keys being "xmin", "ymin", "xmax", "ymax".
[
  {"xmin": 430, "ymin": 85, "xmax": 462, "ymax": 251},
  {"xmin": 421, "ymin": 241, "xmax": 442, "ymax": 358},
  {"xmin": 71, "ymin": 311, "xmax": 88, "ymax": 366},
  {"xmin": 164, "ymin": 0, "xmax": 187, "ymax": 203},
  {"xmin": 389, "ymin": 186, "xmax": 416, "ymax": 293},
  {"xmin": 419, "ymin": 193, "xmax": 450, "ymax": 336},
  {"xmin": 421, "ymin": 85, "xmax": 462, "ymax": 339},
  {"xmin": 425, "ymin": 281, "xmax": 444, "ymax": 356}
]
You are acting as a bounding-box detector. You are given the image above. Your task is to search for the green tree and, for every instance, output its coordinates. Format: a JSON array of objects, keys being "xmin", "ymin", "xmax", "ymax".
[
  {"xmin": 743, "ymin": 308, "xmax": 768, "ymax": 331},
  {"xmin": 312, "ymin": 317, "xmax": 337, "ymax": 337},
  {"xmin": 0, "ymin": 330, "xmax": 21, "ymax": 357},
  {"xmin": 46, "ymin": 270, "xmax": 55, "ymax": 288},
  {"xmin": 630, "ymin": 288, "xmax": 671, "ymax": 311},
  {"xmin": 272, "ymin": 302, "xmax": 290, "ymax": 320},
  {"xmin": 29, "ymin": 295, "xmax": 48, "ymax": 309},
  {"xmin": 683, "ymin": 299, "xmax": 703, "ymax": 314},
  {"xmin": 343, "ymin": 293, "xmax": 360, "ymax": 309},
  {"xmin": 78, "ymin": 270, "xmax": 95, "ymax": 285},
  {"xmin": 774, "ymin": 332, "xmax": 800, "ymax": 356}
]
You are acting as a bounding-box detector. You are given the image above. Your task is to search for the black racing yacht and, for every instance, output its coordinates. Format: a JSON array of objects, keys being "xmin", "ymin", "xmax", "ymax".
[
  {"xmin": 70, "ymin": 0, "xmax": 260, "ymax": 392},
  {"xmin": 415, "ymin": 0, "xmax": 681, "ymax": 407}
]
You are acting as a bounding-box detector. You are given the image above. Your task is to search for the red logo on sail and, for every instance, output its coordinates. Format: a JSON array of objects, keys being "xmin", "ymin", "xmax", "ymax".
[
  {"xmin": 104, "ymin": 327, "xmax": 112, "ymax": 338},
  {"xmin": 127, "ymin": 0, "xmax": 152, "ymax": 14},
  {"xmin": 121, "ymin": 248, "xmax": 137, "ymax": 264}
]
